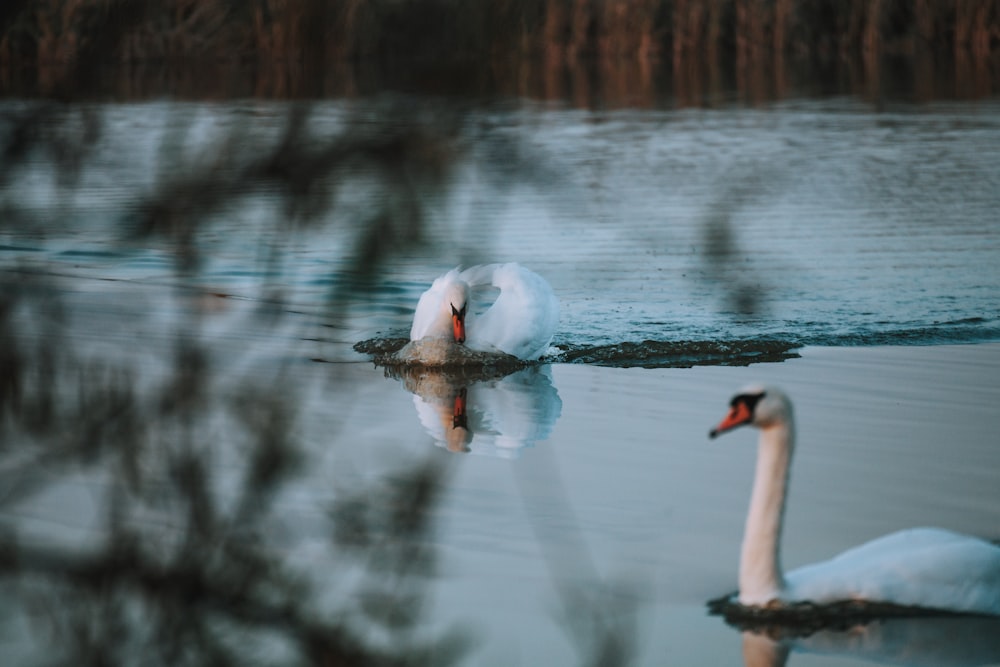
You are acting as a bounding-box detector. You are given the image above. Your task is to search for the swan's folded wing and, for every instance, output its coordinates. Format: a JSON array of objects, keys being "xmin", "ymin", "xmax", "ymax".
[
  {"xmin": 463, "ymin": 263, "xmax": 559, "ymax": 360},
  {"xmin": 458, "ymin": 263, "xmax": 503, "ymax": 288},
  {"xmin": 786, "ymin": 528, "xmax": 1000, "ymax": 615}
]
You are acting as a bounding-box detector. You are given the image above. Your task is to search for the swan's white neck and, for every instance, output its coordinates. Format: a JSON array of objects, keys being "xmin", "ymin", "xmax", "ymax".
[{"xmin": 739, "ymin": 420, "xmax": 794, "ymax": 605}]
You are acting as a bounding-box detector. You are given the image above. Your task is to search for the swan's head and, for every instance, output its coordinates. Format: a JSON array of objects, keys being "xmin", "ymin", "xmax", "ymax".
[
  {"xmin": 441, "ymin": 280, "xmax": 469, "ymax": 344},
  {"xmin": 709, "ymin": 385, "xmax": 792, "ymax": 438}
]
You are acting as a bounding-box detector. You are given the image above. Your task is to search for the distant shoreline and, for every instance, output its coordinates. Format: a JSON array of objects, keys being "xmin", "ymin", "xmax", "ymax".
[
  {"xmin": 1, "ymin": 1, "xmax": 996, "ymax": 102},
  {"xmin": 3, "ymin": 1, "xmax": 997, "ymax": 64}
]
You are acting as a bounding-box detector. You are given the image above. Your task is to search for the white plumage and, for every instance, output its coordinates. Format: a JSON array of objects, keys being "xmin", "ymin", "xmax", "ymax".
[
  {"xmin": 410, "ymin": 263, "xmax": 558, "ymax": 361},
  {"xmin": 710, "ymin": 386, "xmax": 1000, "ymax": 616}
]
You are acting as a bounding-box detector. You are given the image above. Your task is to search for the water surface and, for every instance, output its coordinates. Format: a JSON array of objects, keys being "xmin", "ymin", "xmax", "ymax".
[
  {"xmin": 3, "ymin": 95, "xmax": 1000, "ymax": 363},
  {"xmin": 2, "ymin": 91, "xmax": 1000, "ymax": 666}
]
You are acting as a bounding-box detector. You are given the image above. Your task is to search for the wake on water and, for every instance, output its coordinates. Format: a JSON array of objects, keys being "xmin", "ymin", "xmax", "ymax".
[
  {"xmin": 353, "ymin": 317, "xmax": 1000, "ymax": 371},
  {"xmin": 353, "ymin": 335, "xmax": 801, "ymax": 370}
]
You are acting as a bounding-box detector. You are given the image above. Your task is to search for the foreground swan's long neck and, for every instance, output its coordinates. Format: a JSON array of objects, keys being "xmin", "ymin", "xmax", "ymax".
[{"xmin": 739, "ymin": 418, "xmax": 794, "ymax": 605}]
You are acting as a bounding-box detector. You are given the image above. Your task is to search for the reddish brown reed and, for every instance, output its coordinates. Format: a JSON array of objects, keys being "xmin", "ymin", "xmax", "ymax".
[{"xmin": 2, "ymin": 0, "xmax": 997, "ymax": 103}]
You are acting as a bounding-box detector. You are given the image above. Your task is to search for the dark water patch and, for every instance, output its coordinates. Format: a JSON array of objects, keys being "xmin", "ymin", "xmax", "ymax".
[
  {"xmin": 707, "ymin": 593, "xmax": 978, "ymax": 639},
  {"xmin": 58, "ymin": 249, "xmax": 126, "ymax": 259},
  {"xmin": 377, "ymin": 281, "xmax": 420, "ymax": 296},
  {"xmin": 356, "ymin": 335, "xmax": 801, "ymax": 368},
  {"xmin": 354, "ymin": 335, "xmax": 410, "ymax": 357},
  {"xmin": 215, "ymin": 269, "xmax": 281, "ymax": 278},
  {"xmin": 0, "ymin": 244, "xmax": 43, "ymax": 253},
  {"xmin": 354, "ymin": 336, "xmax": 531, "ymax": 374},
  {"xmin": 356, "ymin": 321, "xmax": 1000, "ymax": 371},
  {"xmin": 308, "ymin": 276, "xmax": 337, "ymax": 286},
  {"xmin": 801, "ymin": 320, "xmax": 1000, "ymax": 347},
  {"xmin": 556, "ymin": 339, "xmax": 801, "ymax": 369}
]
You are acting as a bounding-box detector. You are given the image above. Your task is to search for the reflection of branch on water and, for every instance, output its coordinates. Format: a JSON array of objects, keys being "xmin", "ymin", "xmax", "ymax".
[
  {"xmin": 514, "ymin": 434, "xmax": 642, "ymax": 666},
  {"xmin": 698, "ymin": 167, "xmax": 785, "ymax": 317},
  {"xmin": 557, "ymin": 582, "xmax": 641, "ymax": 667}
]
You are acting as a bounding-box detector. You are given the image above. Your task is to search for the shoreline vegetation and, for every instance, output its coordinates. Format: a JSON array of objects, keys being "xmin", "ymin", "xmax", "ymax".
[{"xmin": 0, "ymin": 0, "xmax": 998, "ymax": 102}]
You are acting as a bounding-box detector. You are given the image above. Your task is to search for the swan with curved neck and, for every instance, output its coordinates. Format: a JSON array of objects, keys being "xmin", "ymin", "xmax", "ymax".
[
  {"xmin": 409, "ymin": 263, "xmax": 558, "ymax": 361},
  {"xmin": 710, "ymin": 385, "xmax": 1000, "ymax": 616}
]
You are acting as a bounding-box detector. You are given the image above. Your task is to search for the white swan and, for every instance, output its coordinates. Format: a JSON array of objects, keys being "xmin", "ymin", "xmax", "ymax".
[
  {"xmin": 709, "ymin": 385, "xmax": 1000, "ymax": 616},
  {"xmin": 409, "ymin": 263, "xmax": 558, "ymax": 361}
]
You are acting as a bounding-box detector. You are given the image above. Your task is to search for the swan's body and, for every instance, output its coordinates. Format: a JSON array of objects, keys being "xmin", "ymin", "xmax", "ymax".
[
  {"xmin": 409, "ymin": 263, "xmax": 558, "ymax": 361},
  {"xmin": 709, "ymin": 386, "xmax": 1000, "ymax": 616}
]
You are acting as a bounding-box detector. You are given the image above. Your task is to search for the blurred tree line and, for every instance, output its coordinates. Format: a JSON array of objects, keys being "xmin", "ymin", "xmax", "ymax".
[
  {"xmin": 1, "ymin": 0, "xmax": 997, "ymax": 102},
  {"xmin": 2, "ymin": 0, "xmax": 997, "ymax": 64}
]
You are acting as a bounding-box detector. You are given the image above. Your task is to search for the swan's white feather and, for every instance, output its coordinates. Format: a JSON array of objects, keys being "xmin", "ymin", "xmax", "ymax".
[
  {"xmin": 716, "ymin": 387, "xmax": 1000, "ymax": 617},
  {"xmin": 786, "ymin": 527, "xmax": 1000, "ymax": 615},
  {"xmin": 409, "ymin": 268, "xmax": 464, "ymax": 342}
]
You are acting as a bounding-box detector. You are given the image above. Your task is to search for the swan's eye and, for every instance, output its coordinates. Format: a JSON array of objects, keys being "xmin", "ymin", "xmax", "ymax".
[{"xmin": 731, "ymin": 391, "xmax": 766, "ymax": 412}]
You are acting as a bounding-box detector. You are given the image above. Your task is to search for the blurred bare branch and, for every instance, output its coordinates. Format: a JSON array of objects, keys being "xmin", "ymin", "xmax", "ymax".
[
  {"xmin": 0, "ymin": 5, "xmax": 666, "ymax": 665},
  {"xmin": 0, "ymin": 16, "xmax": 475, "ymax": 661},
  {"xmin": 0, "ymin": 266, "xmax": 470, "ymax": 665},
  {"xmin": 698, "ymin": 166, "xmax": 784, "ymax": 316}
]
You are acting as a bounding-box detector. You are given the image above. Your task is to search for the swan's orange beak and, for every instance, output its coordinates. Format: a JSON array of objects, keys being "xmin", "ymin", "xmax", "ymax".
[
  {"xmin": 710, "ymin": 401, "xmax": 753, "ymax": 439},
  {"xmin": 451, "ymin": 303, "xmax": 466, "ymax": 344}
]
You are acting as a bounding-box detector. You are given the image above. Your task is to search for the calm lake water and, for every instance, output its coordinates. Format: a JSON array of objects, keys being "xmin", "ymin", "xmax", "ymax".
[
  {"xmin": 4, "ymin": 94, "xmax": 1000, "ymax": 357},
  {"xmin": 2, "ymin": 87, "xmax": 1000, "ymax": 665}
]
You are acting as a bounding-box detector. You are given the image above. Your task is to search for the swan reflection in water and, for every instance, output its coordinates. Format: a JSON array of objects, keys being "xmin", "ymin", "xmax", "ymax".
[
  {"xmin": 387, "ymin": 359, "xmax": 561, "ymax": 458},
  {"xmin": 738, "ymin": 615, "xmax": 1000, "ymax": 667}
]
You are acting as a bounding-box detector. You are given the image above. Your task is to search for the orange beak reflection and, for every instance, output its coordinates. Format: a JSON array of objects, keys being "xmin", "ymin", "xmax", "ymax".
[
  {"xmin": 710, "ymin": 401, "xmax": 753, "ymax": 439},
  {"xmin": 448, "ymin": 388, "xmax": 471, "ymax": 453},
  {"xmin": 452, "ymin": 387, "xmax": 468, "ymax": 429}
]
